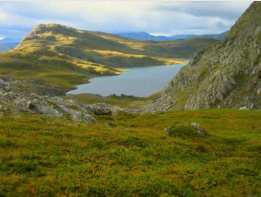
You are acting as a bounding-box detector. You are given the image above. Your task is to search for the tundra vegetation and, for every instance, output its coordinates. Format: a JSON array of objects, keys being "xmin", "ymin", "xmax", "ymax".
[
  {"xmin": 1, "ymin": 2, "xmax": 261, "ymax": 196},
  {"xmin": 0, "ymin": 99, "xmax": 261, "ymax": 196}
]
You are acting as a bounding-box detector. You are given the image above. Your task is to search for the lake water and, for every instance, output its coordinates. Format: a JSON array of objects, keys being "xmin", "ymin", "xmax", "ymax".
[{"xmin": 67, "ymin": 63, "xmax": 187, "ymax": 97}]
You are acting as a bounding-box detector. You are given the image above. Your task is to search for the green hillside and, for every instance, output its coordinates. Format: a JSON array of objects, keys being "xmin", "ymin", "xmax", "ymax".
[
  {"xmin": 0, "ymin": 107, "xmax": 260, "ymax": 196},
  {"xmin": 0, "ymin": 24, "xmax": 217, "ymax": 91}
]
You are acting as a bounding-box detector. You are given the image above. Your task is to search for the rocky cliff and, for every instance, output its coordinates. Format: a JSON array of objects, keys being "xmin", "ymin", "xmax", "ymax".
[{"xmin": 143, "ymin": 2, "xmax": 261, "ymax": 113}]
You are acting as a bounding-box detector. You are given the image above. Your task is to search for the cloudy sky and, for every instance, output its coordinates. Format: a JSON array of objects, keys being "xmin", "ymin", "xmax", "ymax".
[{"xmin": 0, "ymin": 1, "xmax": 253, "ymax": 39}]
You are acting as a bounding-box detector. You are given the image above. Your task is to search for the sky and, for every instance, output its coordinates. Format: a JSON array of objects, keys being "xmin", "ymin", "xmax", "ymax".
[{"xmin": 0, "ymin": 1, "xmax": 253, "ymax": 40}]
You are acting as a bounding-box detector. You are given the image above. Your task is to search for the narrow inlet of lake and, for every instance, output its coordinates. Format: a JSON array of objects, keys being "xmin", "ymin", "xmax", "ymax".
[{"xmin": 67, "ymin": 63, "xmax": 186, "ymax": 97}]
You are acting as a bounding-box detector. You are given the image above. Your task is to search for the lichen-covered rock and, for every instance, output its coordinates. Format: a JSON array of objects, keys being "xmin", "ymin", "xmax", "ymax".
[
  {"xmin": 165, "ymin": 123, "xmax": 208, "ymax": 139},
  {"xmin": 88, "ymin": 103, "xmax": 123, "ymax": 115},
  {"xmin": 143, "ymin": 2, "xmax": 261, "ymax": 113}
]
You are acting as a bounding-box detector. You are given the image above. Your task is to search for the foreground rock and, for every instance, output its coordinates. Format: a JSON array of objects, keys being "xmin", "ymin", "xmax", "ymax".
[
  {"xmin": 0, "ymin": 76, "xmax": 66, "ymax": 96},
  {"xmin": 0, "ymin": 79, "xmax": 124, "ymax": 123},
  {"xmin": 164, "ymin": 123, "xmax": 208, "ymax": 138},
  {"xmin": 143, "ymin": 2, "xmax": 261, "ymax": 113}
]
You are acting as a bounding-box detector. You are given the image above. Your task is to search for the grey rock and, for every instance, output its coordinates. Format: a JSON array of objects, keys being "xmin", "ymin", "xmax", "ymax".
[
  {"xmin": 190, "ymin": 123, "xmax": 208, "ymax": 137},
  {"xmin": 164, "ymin": 128, "xmax": 170, "ymax": 137},
  {"xmin": 88, "ymin": 103, "xmax": 123, "ymax": 116},
  {"xmin": 239, "ymin": 106, "xmax": 248, "ymax": 110},
  {"xmin": 0, "ymin": 81, "xmax": 128, "ymax": 123},
  {"xmin": 89, "ymin": 103, "xmax": 112, "ymax": 115}
]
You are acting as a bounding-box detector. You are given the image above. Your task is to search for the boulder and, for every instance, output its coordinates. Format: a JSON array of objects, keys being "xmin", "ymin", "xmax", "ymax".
[
  {"xmin": 88, "ymin": 103, "xmax": 123, "ymax": 116},
  {"xmin": 164, "ymin": 122, "xmax": 208, "ymax": 138},
  {"xmin": 239, "ymin": 106, "xmax": 248, "ymax": 110}
]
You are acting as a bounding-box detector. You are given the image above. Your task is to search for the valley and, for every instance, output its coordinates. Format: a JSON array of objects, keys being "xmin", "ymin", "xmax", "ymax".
[
  {"xmin": 0, "ymin": 24, "xmax": 217, "ymax": 92},
  {"xmin": 0, "ymin": 1, "xmax": 260, "ymax": 196}
]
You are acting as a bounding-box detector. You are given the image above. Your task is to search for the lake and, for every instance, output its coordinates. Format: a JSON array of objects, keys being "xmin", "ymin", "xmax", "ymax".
[{"xmin": 67, "ymin": 63, "xmax": 187, "ymax": 97}]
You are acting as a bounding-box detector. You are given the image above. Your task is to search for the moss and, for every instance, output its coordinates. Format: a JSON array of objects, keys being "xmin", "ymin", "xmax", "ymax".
[
  {"xmin": 199, "ymin": 67, "xmax": 209, "ymax": 79},
  {"xmin": 68, "ymin": 105, "xmax": 79, "ymax": 111},
  {"xmin": 235, "ymin": 74, "xmax": 246, "ymax": 84},
  {"xmin": 63, "ymin": 113, "xmax": 71, "ymax": 120},
  {"xmin": 168, "ymin": 123, "xmax": 202, "ymax": 139}
]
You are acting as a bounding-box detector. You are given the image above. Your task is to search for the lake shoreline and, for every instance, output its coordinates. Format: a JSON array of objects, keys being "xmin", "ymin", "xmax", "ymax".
[{"xmin": 66, "ymin": 60, "xmax": 190, "ymax": 97}]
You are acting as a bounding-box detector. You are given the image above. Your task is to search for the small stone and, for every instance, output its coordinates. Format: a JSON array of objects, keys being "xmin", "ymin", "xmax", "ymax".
[
  {"xmin": 104, "ymin": 122, "xmax": 110, "ymax": 127},
  {"xmin": 164, "ymin": 128, "xmax": 170, "ymax": 137},
  {"xmin": 239, "ymin": 106, "xmax": 248, "ymax": 110}
]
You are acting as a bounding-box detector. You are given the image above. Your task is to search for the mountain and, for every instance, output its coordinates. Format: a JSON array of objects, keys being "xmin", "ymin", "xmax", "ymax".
[
  {"xmin": 186, "ymin": 30, "xmax": 229, "ymax": 41},
  {"xmin": 0, "ymin": 24, "xmax": 217, "ymax": 91},
  {"xmin": 143, "ymin": 1, "xmax": 261, "ymax": 112},
  {"xmin": 0, "ymin": 37, "xmax": 21, "ymax": 52},
  {"xmin": 115, "ymin": 31, "xmax": 229, "ymax": 41},
  {"xmin": 170, "ymin": 34, "xmax": 196, "ymax": 40},
  {"xmin": 0, "ymin": 43, "xmax": 19, "ymax": 52},
  {"xmin": 115, "ymin": 32, "xmax": 195, "ymax": 41}
]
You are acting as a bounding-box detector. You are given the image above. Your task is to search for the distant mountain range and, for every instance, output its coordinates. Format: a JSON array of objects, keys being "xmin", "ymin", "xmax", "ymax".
[
  {"xmin": 186, "ymin": 30, "xmax": 229, "ymax": 40},
  {"xmin": 0, "ymin": 31, "xmax": 229, "ymax": 53},
  {"xmin": 115, "ymin": 32, "xmax": 195, "ymax": 41},
  {"xmin": 0, "ymin": 43, "xmax": 19, "ymax": 52},
  {"xmin": 115, "ymin": 31, "xmax": 229, "ymax": 41},
  {"xmin": 0, "ymin": 37, "xmax": 22, "ymax": 52}
]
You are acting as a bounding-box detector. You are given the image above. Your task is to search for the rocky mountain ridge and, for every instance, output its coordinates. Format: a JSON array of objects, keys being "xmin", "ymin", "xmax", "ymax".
[
  {"xmin": 186, "ymin": 30, "xmax": 229, "ymax": 41},
  {"xmin": 143, "ymin": 1, "xmax": 261, "ymax": 113}
]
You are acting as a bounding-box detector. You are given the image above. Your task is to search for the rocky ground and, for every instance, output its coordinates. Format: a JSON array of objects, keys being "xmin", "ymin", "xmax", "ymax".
[{"xmin": 0, "ymin": 78, "xmax": 135, "ymax": 123}]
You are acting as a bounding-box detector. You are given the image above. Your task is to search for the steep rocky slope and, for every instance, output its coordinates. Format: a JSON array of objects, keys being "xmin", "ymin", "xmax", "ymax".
[{"xmin": 143, "ymin": 2, "xmax": 261, "ymax": 112}]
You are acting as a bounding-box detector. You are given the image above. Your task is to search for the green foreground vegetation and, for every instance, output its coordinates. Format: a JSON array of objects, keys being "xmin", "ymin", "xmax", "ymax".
[{"xmin": 1, "ymin": 107, "xmax": 260, "ymax": 196}]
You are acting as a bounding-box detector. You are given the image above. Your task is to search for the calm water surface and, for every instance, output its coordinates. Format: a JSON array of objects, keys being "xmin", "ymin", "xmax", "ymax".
[{"xmin": 67, "ymin": 63, "xmax": 187, "ymax": 97}]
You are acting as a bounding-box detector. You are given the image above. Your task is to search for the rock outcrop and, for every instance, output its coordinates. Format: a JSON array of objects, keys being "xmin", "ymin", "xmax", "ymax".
[
  {"xmin": 164, "ymin": 123, "xmax": 208, "ymax": 139},
  {"xmin": 0, "ymin": 79, "xmax": 124, "ymax": 123},
  {"xmin": 143, "ymin": 2, "xmax": 261, "ymax": 113}
]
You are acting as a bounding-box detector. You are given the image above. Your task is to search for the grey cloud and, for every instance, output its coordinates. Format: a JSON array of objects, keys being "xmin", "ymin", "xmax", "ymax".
[
  {"xmin": 216, "ymin": 21, "xmax": 225, "ymax": 29},
  {"xmin": 151, "ymin": 1, "xmax": 253, "ymax": 20},
  {"xmin": 0, "ymin": 1, "xmax": 253, "ymax": 39}
]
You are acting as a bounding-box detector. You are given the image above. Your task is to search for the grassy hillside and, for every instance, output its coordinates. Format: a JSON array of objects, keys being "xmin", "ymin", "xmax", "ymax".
[
  {"xmin": 0, "ymin": 24, "xmax": 217, "ymax": 91},
  {"xmin": 0, "ymin": 107, "xmax": 260, "ymax": 196}
]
